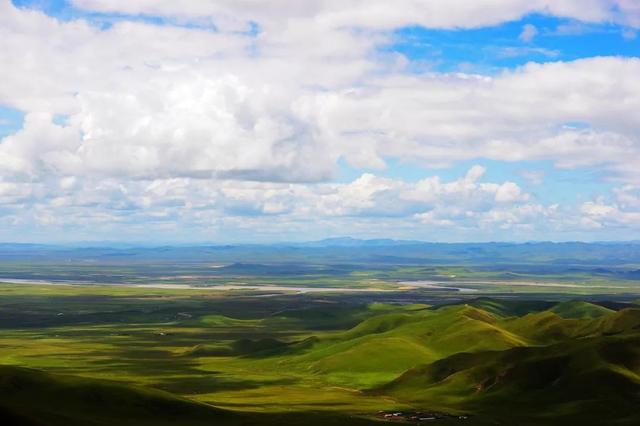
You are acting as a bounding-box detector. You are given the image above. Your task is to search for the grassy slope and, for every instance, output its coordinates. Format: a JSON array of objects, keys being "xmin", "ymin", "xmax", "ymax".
[
  {"xmin": 0, "ymin": 365, "xmax": 237, "ymax": 426},
  {"xmin": 213, "ymin": 299, "xmax": 640, "ymax": 424},
  {"xmin": 2, "ymin": 286, "xmax": 640, "ymax": 426},
  {"xmin": 254, "ymin": 300, "xmax": 640, "ymax": 419},
  {"xmin": 0, "ymin": 365, "xmax": 386, "ymax": 426},
  {"xmin": 274, "ymin": 304, "xmax": 531, "ymax": 387},
  {"xmin": 376, "ymin": 333, "xmax": 640, "ymax": 425},
  {"xmin": 551, "ymin": 300, "xmax": 615, "ymax": 318}
]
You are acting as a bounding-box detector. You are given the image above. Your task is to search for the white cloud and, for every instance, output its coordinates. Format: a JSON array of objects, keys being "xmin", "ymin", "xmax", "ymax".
[
  {"xmin": 306, "ymin": 166, "xmax": 531, "ymax": 220},
  {"xmin": 495, "ymin": 182, "xmax": 528, "ymax": 203},
  {"xmin": 479, "ymin": 203, "xmax": 558, "ymax": 230},
  {"xmin": 496, "ymin": 46, "xmax": 559, "ymax": 58},
  {"xmin": 581, "ymin": 200, "xmax": 640, "ymax": 228},
  {"xmin": 1, "ymin": 0, "xmax": 640, "ymax": 240},
  {"xmin": 520, "ymin": 170, "xmax": 545, "ymax": 186},
  {"xmin": 519, "ymin": 23, "xmax": 538, "ymax": 42},
  {"xmin": 69, "ymin": 0, "xmax": 640, "ymax": 30},
  {"xmin": 553, "ymin": 21, "xmax": 597, "ymax": 36},
  {"xmin": 301, "ymin": 58, "xmax": 640, "ymax": 182},
  {"xmin": 322, "ymin": 58, "xmax": 640, "ymax": 180},
  {"xmin": 580, "ymin": 187, "xmax": 640, "ymax": 229},
  {"xmin": 2, "ymin": 2, "xmax": 640, "ymax": 185},
  {"xmin": 614, "ymin": 186, "xmax": 640, "ymax": 209},
  {"xmin": 0, "ymin": 163, "xmax": 536, "ymax": 232}
]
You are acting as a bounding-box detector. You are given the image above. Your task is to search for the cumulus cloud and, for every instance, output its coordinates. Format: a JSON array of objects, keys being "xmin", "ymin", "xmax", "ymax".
[
  {"xmin": 1, "ymin": 0, "xmax": 639, "ymax": 240},
  {"xmin": 2, "ymin": 2, "xmax": 640, "ymax": 184},
  {"xmin": 579, "ymin": 185, "xmax": 640, "ymax": 230},
  {"xmin": 580, "ymin": 200, "xmax": 640, "ymax": 229},
  {"xmin": 309, "ymin": 165, "xmax": 530, "ymax": 218},
  {"xmin": 300, "ymin": 58, "xmax": 640, "ymax": 182},
  {"xmin": 0, "ymin": 164, "xmax": 541, "ymax": 237}
]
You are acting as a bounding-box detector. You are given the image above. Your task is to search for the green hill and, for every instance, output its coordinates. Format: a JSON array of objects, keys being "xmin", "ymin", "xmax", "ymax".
[
  {"xmin": 551, "ymin": 300, "xmax": 614, "ymax": 319},
  {"xmin": 277, "ymin": 305, "xmax": 529, "ymax": 387},
  {"xmin": 376, "ymin": 333, "xmax": 640, "ymax": 425},
  {"xmin": 4, "ymin": 296, "xmax": 639, "ymax": 426},
  {"xmin": 592, "ymin": 308, "xmax": 640, "ymax": 334},
  {"xmin": 242, "ymin": 299, "xmax": 640, "ymax": 391},
  {"xmin": 466, "ymin": 298, "xmax": 555, "ymax": 317},
  {"xmin": 500, "ymin": 310, "xmax": 582, "ymax": 344}
]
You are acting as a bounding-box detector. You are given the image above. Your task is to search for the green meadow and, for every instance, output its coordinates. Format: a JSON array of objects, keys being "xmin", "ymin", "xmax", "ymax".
[{"xmin": 1, "ymin": 278, "xmax": 640, "ymax": 425}]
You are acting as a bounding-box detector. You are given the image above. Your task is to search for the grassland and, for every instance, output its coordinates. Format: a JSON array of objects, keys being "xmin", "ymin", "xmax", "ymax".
[{"xmin": 0, "ymin": 278, "xmax": 639, "ymax": 425}]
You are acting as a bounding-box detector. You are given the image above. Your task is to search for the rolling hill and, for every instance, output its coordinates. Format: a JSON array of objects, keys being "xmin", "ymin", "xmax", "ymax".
[
  {"xmin": 3, "ymin": 296, "xmax": 640, "ymax": 425},
  {"xmin": 376, "ymin": 333, "xmax": 640, "ymax": 425}
]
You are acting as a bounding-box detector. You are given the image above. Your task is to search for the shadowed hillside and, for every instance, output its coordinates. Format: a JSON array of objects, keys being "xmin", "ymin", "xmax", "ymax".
[
  {"xmin": 376, "ymin": 333, "xmax": 640, "ymax": 425},
  {"xmin": 0, "ymin": 366, "xmax": 384, "ymax": 426}
]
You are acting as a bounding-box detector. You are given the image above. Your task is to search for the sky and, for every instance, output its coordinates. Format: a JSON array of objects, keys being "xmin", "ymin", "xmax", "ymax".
[{"xmin": 0, "ymin": 0, "xmax": 639, "ymax": 243}]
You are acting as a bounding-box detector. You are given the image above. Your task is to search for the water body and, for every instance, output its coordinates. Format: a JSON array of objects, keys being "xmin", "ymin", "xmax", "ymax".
[
  {"xmin": 398, "ymin": 280, "xmax": 479, "ymax": 293},
  {"xmin": 0, "ymin": 278, "xmax": 391, "ymax": 294},
  {"xmin": 399, "ymin": 279, "xmax": 628, "ymax": 291},
  {"xmin": 131, "ymin": 283, "xmax": 392, "ymax": 293},
  {"xmin": 4, "ymin": 278, "xmax": 624, "ymax": 294}
]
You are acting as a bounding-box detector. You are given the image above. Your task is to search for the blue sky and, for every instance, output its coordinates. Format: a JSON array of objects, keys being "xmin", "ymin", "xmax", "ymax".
[
  {"xmin": 391, "ymin": 15, "xmax": 639, "ymax": 72},
  {"xmin": 0, "ymin": 105, "xmax": 23, "ymax": 139},
  {"xmin": 1, "ymin": 0, "xmax": 639, "ymax": 243}
]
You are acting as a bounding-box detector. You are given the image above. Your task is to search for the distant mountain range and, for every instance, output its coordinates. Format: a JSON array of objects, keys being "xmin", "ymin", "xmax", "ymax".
[
  {"xmin": 1, "ymin": 240, "xmax": 640, "ymax": 267},
  {"xmin": 2, "ymin": 237, "xmax": 640, "ymax": 249}
]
